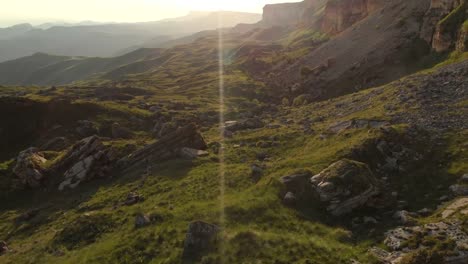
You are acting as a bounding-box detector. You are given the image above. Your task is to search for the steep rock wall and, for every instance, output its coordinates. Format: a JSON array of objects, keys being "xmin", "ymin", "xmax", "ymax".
[
  {"xmin": 320, "ymin": 0, "xmax": 385, "ymax": 34},
  {"xmin": 421, "ymin": 0, "xmax": 466, "ymax": 52}
]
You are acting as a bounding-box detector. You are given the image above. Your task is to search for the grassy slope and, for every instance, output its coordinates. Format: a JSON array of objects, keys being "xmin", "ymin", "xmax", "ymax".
[{"xmin": 0, "ymin": 53, "xmax": 466, "ymax": 263}]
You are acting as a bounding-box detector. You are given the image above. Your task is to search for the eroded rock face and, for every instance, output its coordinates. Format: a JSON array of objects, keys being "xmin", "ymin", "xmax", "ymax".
[
  {"xmin": 310, "ymin": 159, "xmax": 380, "ymax": 216},
  {"xmin": 13, "ymin": 147, "xmax": 47, "ymax": 188},
  {"xmin": 321, "ymin": 0, "xmax": 385, "ymax": 34},
  {"xmin": 182, "ymin": 221, "xmax": 220, "ymax": 260},
  {"xmin": 421, "ymin": 0, "xmax": 466, "ymax": 52},
  {"xmin": 56, "ymin": 136, "xmax": 117, "ymax": 191}
]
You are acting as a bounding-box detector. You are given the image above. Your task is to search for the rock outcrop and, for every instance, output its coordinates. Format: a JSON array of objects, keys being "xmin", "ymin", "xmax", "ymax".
[
  {"xmin": 13, "ymin": 147, "xmax": 47, "ymax": 188},
  {"xmin": 310, "ymin": 159, "xmax": 380, "ymax": 216},
  {"xmin": 383, "ymin": 222, "xmax": 468, "ymax": 263},
  {"xmin": 120, "ymin": 123, "xmax": 207, "ymax": 169},
  {"xmin": 182, "ymin": 221, "xmax": 220, "ymax": 260},
  {"xmin": 421, "ymin": 0, "xmax": 467, "ymax": 52},
  {"xmin": 321, "ymin": 0, "xmax": 385, "ymax": 34},
  {"xmin": 456, "ymin": 21, "xmax": 468, "ymax": 51},
  {"xmin": 261, "ymin": 0, "xmax": 326, "ymax": 27},
  {"xmin": 55, "ymin": 136, "xmax": 117, "ymax": 191}
]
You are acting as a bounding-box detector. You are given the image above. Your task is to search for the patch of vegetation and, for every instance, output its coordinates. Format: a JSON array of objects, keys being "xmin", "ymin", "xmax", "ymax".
[{"xmin": 52, "ymin": 213, "xmax": 116, "ymax": 250}]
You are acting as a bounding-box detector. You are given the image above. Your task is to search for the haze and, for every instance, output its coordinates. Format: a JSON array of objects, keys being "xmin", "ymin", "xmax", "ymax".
[{"xmin": 0, "ymin": 0, "xmax": 300, "ymax": 27}]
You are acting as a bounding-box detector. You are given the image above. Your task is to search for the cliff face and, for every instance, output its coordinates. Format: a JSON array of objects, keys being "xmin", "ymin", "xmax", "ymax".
[
  {"xmin": 320, "ymin": 0, "xmax": 385, "ymax": 34},
  {"xmin": 420, "ymin": 0, "xmax": 467, "ymax": 52},
  {"xmin": 261, "ymin": 0, "xmax": 327, "ymax": 27},
  {"xmin": 456, "ymin": 22, "xmax": 468, "ymax": 51},
  {"xmin": 262, "ymin": 2, "xmax": 304, "ymax": 26}
]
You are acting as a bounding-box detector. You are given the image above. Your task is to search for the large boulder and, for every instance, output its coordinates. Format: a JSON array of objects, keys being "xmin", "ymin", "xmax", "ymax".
[
  {"xmin": 55, "ymin": 136, "xmax": 117, "ymax": 191},
  {"xmin": 182, "ymin": 221, "xmax": 220, "ymax": 260},
  {"xmin": 13, "ymin": 147, "xmax": 48, "ymax": 188},
  {"xmin": 310, "ymin": 159, "xmax": 380, "ymax": 216}
]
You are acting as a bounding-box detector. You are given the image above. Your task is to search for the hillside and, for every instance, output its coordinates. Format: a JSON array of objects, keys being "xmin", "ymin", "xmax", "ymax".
[{"xmin": 0, "ymin": 0, "xmax": 467, "ymax": 264}]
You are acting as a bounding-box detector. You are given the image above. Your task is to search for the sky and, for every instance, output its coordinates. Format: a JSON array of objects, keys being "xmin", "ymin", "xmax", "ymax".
[{"xmin": 0, "ymin": 0, "xmax": 300, "ymax": 27}]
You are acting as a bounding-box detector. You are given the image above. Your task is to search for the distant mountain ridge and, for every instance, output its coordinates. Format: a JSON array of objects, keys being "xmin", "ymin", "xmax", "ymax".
[{"xmin": 0, "ymin": 11, "xmax": 261, "ymax": 62}]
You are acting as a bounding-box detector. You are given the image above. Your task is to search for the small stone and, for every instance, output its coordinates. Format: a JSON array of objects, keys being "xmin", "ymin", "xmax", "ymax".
[{"xmin": 135, "ymin": 214, "xmax": 151, "ymax": 228}]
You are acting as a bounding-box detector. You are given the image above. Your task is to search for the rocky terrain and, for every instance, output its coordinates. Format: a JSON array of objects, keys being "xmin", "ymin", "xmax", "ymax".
[{"xmin": 0, "ymin": 0, "xmax": 466, "ymax": 263}]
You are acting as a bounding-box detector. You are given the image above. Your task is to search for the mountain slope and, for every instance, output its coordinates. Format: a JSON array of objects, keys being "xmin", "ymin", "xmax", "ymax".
[{"xmin": 0, "ymin": 49, "xmax": 164, "ymax": 86}]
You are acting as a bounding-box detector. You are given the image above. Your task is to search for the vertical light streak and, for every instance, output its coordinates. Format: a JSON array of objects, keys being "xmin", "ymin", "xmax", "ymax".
[{"xmin": 217, "ymin": 10, "xmax": 226, "ymax": 263}]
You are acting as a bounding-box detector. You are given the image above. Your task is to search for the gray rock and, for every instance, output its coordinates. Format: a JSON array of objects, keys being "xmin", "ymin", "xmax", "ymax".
[
  {"xmin": 450, "ymin": 184, "xmax": 468, "ymax": 196},
  {"xmin": 135, "ymin": 214, "xmax": 151, "ymax": 228},
  {"xmin": 182, "ymin": 221, "xmax": 220, "ymax": 259},
  {"xmin": 280, "ymin": 172, "xmax": 312, "ymax": 198},
  {"xmin": 13, "ymin": 148, "xmax": 47, "ymax": 188},
  {"xmin": 56, "ymin": 136, "xmax": 117, "ymax": 191},
  {"xmin": 179, "ymin": 147, "xmax": 209, "ymax": 159},
  {"xmin": 251, "ymin": 164, "xmax": 263, "ymax": 182},
  {"xmin": 283, "ymin": 192, "xmax": 297, "ymax": 207},
  {"xmin": 393, "ymin": 210, "xmax": 416, "ymax": 225},
  {"xmin": 310, "ymin": 159, "xmax": 380, "ymax": 216}
]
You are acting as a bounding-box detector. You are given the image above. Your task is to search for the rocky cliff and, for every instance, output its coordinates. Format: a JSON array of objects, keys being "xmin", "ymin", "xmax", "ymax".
[
  {"xmin": 421, "ymin": 0, "xmax": 467, "ymax": 52},
  {"xmin": 261, "ymin": 0, "xmax": 327, "ymax": 27},
  {"xmin": 320, "ymin": 0, "xmax": 385, "ymax": 34}
]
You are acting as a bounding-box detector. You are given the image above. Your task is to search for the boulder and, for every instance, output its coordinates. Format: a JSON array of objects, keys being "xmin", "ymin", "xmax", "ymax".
[
  {"xmin": 179, "ymin": 147, "xmax": 209, "ymax": 159},
  {"xmin": 283, "ymin": 192, "xmax": 297, "ymax": 206},
  {"xmin": 280, "ymin": 172, "xmax": 312, "ymax": 199},
  {"xmin": 13, "ymin": 148, "xmax": 47, "ymax": 188},
  {"xmin": 251, "ymin": 164, "xmax": 263, "ymax": 182},
  {"xmin": 310, "ymin": 159, "xmax": 380, "ymax": 216},
  {"xmin": 111, "ymin": 123, "xmax": 133, "ymax": 139},
  {"xmin": 182, "ymin": 221, "xmax": 220, "ymax": 259},
  {"xmin": 393, "ymin": 210, "xmax": 417, "ymax": 225},
  {"xmin": 55, "ymin": 136, "xmax": 117, "ymax": 191}
]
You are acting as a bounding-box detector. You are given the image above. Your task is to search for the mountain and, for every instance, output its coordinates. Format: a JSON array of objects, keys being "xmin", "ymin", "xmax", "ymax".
[
  {"xmin": 0, "ymin": 1, "xmax": 467, "ymax": 263},
  {"xmin": 0, "ymin": 11, "xmax": 261, "ymax": 62}
]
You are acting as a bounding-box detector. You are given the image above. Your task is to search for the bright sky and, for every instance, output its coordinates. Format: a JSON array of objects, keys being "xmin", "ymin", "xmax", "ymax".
[{"xmin": 0, "ymin": 0, "xmax": 300, "ymax": 27}]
